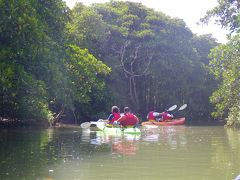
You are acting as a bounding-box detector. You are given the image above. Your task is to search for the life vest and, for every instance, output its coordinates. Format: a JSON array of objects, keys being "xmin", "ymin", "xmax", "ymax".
[
  {"xmin": 147, "ymin": 111, "xmax": 155, "ymax": 121},
  {"xmin": 120, "ymin": 113, "xmax": 139, "ymax": 126},
  {"xmin": 162, "ymin": 112, "xmax": 172, "ymax": 121},
  {"xmin": 109, "ymin": 112, "xmax": 121, "ymax": 124}
]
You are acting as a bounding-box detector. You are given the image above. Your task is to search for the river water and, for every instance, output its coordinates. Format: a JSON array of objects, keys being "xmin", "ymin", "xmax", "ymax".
[{"xmin": 0, "ymin": 126, "xmax": 240, "ymax": 180}]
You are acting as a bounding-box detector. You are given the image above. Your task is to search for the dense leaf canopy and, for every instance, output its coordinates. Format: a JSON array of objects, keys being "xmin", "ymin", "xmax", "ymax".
[
  {"xmin": 0, "ymin": 0, "xmax": 222, "ymax": 125},
  {"xmin": 202, "ymin": 0, "xmax": 240, "ymax": 127}
]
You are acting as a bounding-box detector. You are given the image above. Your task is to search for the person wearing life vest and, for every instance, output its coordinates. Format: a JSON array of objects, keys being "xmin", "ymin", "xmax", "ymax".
[
  {"xmin": 147, "ymin": 111, "xmax": 161, "ymax": 122},
  {"xmin": 107, "ymin": 106, "xmax": 121, "ymax": 124},
  {"xmin": 115, "ymin": 107, "xmax": 139, "ymax": 127},
  {"xmin": 161, "ymin": 110, "xmax": 173, "ymax": 121}
]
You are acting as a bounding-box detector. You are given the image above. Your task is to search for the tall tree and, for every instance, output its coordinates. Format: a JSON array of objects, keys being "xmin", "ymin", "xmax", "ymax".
[
  {"xmin": 201, "ymin": 0, "xmax": 240, "ymax": 126},
  {"xmin": 208, "ymin": 35, "xmax": 240, "ymax": 126},
  {"xmin": 90, "ymin": 1, "xmax": 217, "ymax": 122},
  {"xmin": 190, "ymin": 35, "xmax": 218, "ymax": 121},
  {"xmin": 0, "ymin": 0, "xmax": 111, "ymax": 125},
  {"xmin": 0, "ymin": 0, "xmax": 60, "ymax": 120}
]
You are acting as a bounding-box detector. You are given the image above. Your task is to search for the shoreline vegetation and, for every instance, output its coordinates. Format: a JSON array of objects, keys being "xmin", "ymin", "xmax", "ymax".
[
  {"xmin": 0, "ymin": 117, "xmax": 49, "ymax": 128},
  {"xmin": 1, "ymin": 1, "xmax": 239, "ymax": 128},
  {"xmin": 0, "ymin": 117, "xmax": 83, "ymax": 128},
  {"xmin": 0, "ymin": 117, "xmax": 225, "ymax": 129}
]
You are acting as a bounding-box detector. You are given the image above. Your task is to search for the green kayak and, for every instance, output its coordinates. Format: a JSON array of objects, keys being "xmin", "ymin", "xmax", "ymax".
[{"xmin": 93, "ymin": 121, "xmax": 141, "ymax": 135}]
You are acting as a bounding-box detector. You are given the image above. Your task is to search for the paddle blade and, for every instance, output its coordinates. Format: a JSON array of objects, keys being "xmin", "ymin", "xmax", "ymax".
[
  {"xmin": 90, "ymin": 121, "xmax": 98, "ymax": 125},
  {"xmin": 179, "ymin": 104, "xmax": 187, "ymax": 111},
  {"xmin": 80, "ymin": 122, "xmax": 91, "ymax": 129},
  {"xmin": 96, "ymin": 121, "xmax": 106, "ymax": 130},
  {"xmin": 168, "ymin": 105, "xmax": 177, "ymax": 111},
  {"xmin": 97, "ymin": 119, "xmax": 109, "ymax": 122}
]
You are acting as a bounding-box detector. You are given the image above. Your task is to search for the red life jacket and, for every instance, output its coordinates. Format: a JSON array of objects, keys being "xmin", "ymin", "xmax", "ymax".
[
  {"xmin": 109, "ymin": 112, "xmax": 121, "ymax": 124},
  {"xmin": 162, "ymin": 112, "xmax": 172, "ymax": 121},
  {"xmin": 147, "ymin": 111, "xmax": 155, "ymax": 121},
  {"xmin": 121, "ymin": 113, "xmax": 139, "ymax": 126}
]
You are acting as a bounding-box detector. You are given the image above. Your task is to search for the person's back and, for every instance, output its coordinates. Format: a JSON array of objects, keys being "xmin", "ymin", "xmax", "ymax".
[
  {"xmin": 161, "ymin": 111, "xmax": 173, "ymax": 121},
  {"xmin": 117, "ymin": 107, "xmax": 139, "ymax": 127},
  {"xmin": 147, "ymin": 111, "xmax": 161, "ymax": 122},
  {"xmin": 108, "ymin": 106, "xmax": 121, "ymax": 124}
]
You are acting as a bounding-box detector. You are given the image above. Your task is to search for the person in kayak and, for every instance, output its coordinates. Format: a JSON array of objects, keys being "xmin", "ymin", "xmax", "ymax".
[
  {"xmin": 114, "ymin": 107, "xmax": 139, "ymax": 127},
  {"xmin": 107, "ymin": 106, "xmax": 121, "ymax": 125},
  {"xmin": 160, "ymin": 110, "xmax": 174, "ymax": 121},
  {"xmin": 147, "ymin": 110, "xmax": 173, "ymax": 122},
  {"xmin": 147, "ymin": 111, "xmax": 161, "ymax": 122}
]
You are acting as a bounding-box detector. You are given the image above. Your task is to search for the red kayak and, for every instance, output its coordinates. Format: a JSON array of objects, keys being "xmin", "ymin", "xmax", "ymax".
[{"xmin": 141, "ymin": 117, "xmax": 186, "ymax": 126}]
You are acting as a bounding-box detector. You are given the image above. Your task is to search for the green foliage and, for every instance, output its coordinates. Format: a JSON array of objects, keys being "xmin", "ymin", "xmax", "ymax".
[
  {"xmin": 226, "ymin": 102, "xmax": 240, "ymax": 128},
  {"xmin": 67, "ymin": 3, "xmax": 106, "ymax": 49},
  {"xmin": 200, "ymin": 0, "xmax": 240, "ymax": 33},
  {"xmin": 65, "ymin": 44, "xmax": 111, "ymax": 104},
  {"xmin": 0, "ymin": 0, "xmax": 53, "ymax": 121},
  {"xmin": 90, "ymin": 1, "xmax": 217, "ymax": 121},
  {"xmin": 0, "ymin": 0, "xmax": 111, "ymax": 124},
  {"xmin": 94, "ymin": 1, "xmax": 154, "ymax": 39},
  {"xmin": 209, "ymin": 34, "xmax": 240, "ymax": 125},
  {"xmin": 16, "ymin": 72, "xmax": 51, "ymax": 120},
  {"xmin": 0, "ymin": 62, "xmax": 51, "ymax": 121},
  {"xmin": 200, "ymin": 0, "xmax": 240, "ymax": 127},
  {"xmin": 0, "ymin": 0, "xmax": 219, "ymax": 125}
]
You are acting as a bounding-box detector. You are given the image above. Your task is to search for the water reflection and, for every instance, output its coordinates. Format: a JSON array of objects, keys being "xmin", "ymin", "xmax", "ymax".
[
  {"xmin": 0, "ymin": 129, "xmax": 55, "ymax": 180},
  {"xmin": 224, "ymin": 128, "xmax": 240, "ymax": 178},
  {"xmin": 142, "ymin": 126, "xmax": 187, "ymax": 150},
  {"xmin": 1, "ymin": 126, "xmax": 240, "ymax": 179},
  {"xmin": 141, "ymin": 126, "xmax": 160, "ymax": 142},
  {"xmin": 159, "ymin": 126, "xmax": 187, "ymax": 149},
  {"xmin": 93, "ymin": 131, "xmax": 140, "ymax": 156}
]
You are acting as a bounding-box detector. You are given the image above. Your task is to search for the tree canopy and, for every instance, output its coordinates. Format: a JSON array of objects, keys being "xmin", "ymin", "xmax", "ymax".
[
  {"xmin": 201, "ymin": 0, "xmax": 240, "ymax": 127},
  {"xmin": 0, "ymin": 0, "xmax": 221, "ymax": 125},
  {"xmin": 0, "ymin": 0, "xmax": 111, "ymax": 125}
]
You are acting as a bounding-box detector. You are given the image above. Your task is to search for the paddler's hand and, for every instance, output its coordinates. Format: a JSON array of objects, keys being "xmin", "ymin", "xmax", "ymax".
[{"xmin": 113, "ymin": 121, "xmax": 120, "ymax": 127}]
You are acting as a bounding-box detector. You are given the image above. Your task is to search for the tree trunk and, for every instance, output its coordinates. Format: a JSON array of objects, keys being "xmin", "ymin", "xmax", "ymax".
[{"xmin": 51, "ymin": 104, "xmax": 65, "ymax": 126}]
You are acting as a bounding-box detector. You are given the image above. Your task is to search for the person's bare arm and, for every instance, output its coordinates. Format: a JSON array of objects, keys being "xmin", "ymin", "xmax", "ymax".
[{"xmin": 117, "ymin": 115, "xmax": 126, "ymax": 123}]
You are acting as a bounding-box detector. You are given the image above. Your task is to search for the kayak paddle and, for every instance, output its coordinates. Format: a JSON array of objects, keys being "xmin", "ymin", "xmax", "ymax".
[
  {"xmin": 178, "ymin": 104, "xmax": 187, "ymax": 111},
  {"xmin": 172, "ymin": 104, "xmax": 187, "ymax": 115},
  {"xmin": 80, "ymin": 119, "xmax": 108, "ymax": 129},
  {"xmin": 167, "ymin": 105, "xmax": 177, "ymax": 111},
  {"xmin": 80, "ymin": 122, "xmax": 91, "ymax": 129}
]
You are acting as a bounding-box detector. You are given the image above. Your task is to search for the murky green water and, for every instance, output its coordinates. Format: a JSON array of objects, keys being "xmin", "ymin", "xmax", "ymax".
[{"xmin": 0, "ymin": 126, "xmax": 240, "ymax": 180}]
